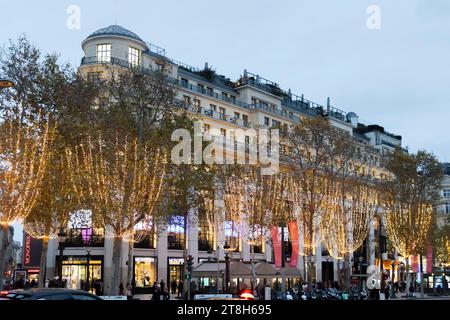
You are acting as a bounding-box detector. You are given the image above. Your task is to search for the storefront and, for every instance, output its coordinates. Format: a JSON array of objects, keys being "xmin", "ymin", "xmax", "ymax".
[
  {"xmin": 168, "ymin": 258, "xmax": 184, "ymax": 287},
  {"xmin": 133, "ymin": 257, "xmax": 157, "ymax": 293},
  {"xmin": 59, "ymin": 256, "xmax": 103, "ymax": 292}
]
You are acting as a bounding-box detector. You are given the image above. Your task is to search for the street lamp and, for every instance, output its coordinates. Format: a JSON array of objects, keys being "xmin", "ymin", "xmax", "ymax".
[
  {"xmin": 0, "ymin": 78, "xmax": 14, "ymax": 89},
  {"xmin": 57, "ymin": 228, "xmax": 67, "ymax": 288},
  {"xmin": 224, "ymin": 242, "xmax": 231, "ymax": 293}
]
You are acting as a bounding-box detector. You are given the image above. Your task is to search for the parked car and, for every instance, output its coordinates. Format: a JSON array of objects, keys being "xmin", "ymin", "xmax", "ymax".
[{"xmin": 3, "ymin": 288, "xmax": 103, "ymax": 300}]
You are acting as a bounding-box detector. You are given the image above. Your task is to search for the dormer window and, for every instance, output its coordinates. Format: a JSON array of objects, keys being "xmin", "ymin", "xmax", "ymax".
[
  {"xmin": 128, "ymin": 46, "xmax": 140, "ymax": 67},
  {"xmin": 97, "ymin": 44, "xmax": 111, "ymax": 62}
]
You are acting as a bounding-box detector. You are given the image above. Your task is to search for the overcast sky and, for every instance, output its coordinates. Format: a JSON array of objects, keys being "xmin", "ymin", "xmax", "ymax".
[{"xmin": 2, "ymin": 0, "xmax": 449, "ymax": 243}]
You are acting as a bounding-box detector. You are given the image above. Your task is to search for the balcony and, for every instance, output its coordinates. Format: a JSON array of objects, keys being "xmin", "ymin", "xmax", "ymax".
[
  {"xmin": 64, "ymin": 228, "xmax": 104, "ymax": 248},
  {"xmin": 177, "ymin": 79, "xmax": 251, "ymax": 110}
]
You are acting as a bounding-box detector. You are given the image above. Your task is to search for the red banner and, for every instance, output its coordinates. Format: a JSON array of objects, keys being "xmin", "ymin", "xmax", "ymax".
[
  {"xmin": 271, "ymin": 226, "xmax": 282, "ymax": 268},
  {"xmin": 288, "ymin": 221, "xmax": 299, "ymax": 267},
  {"xmin": 426, "ymin": 245, "xmax": 433, "ymax": 274}
]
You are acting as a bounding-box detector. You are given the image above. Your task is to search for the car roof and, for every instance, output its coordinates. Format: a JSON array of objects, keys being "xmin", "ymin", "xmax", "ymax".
[{"xmin": 9, "ymin": 288, "xmax": 95, "ymax": 297}]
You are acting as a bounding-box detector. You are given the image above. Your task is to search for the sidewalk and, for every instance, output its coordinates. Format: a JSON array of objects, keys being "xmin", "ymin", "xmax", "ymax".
[
  {"xmin": 388, "ymin": 294, "xmax": 450, "ymax": 300},
  {"xmin": 133, "ymin": 294, "xmax": 181, "ymax": 301}
]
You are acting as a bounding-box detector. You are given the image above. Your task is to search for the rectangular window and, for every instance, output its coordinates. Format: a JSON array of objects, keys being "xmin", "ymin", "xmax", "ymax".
[
  {"xmin": 444, "ymin": 190, "xmax": 450, "ymax": 198},
  {"xmin": 225, "ymin": 221, "xmax": 240, "ymax": 252},
  {"xmin": 203, "ymin": 123, "xmax": 210, "ymax": 134},
  {"xmin": 167, "ymin": 216, "xmax": 185, "ymax": 250},
  {"xmin": 207, "ymin": 87, "xmax": 214, "ymax": 96},
  {"xmin": 198, "ymin": 210, "xmax": 214, "ymax": 252},
  {"xmin": 183, "ymin": 95, "xmax": 191, "ymax": 106},
  {"xmin": 446, "ymin": 203, "xmax": 450, "ymax": 214},
  {"xmin": 134, "ymin": 257, "xmax": 157, "ymax": 289},
  {"xmin": 128, "ymin": 47, "xmax": 140, "ymax": 67},
  {"xmin": 251, "ymin": 98, "xmax": 257, "ymax": 107},
  {"xmin": 272, "ymin": 119, "xmax": 280, "ymax": 127},
  {"xmin": 219, "ymin": 107, "xmax": 226, "ymax": 115},
  {"xmin": 210, "ymin": 104, "xmax": 217, "ymax": 112},
  {"xmin": 243, "ymin": 114, "xmax": 249, "ymax": 127},
  {"xmin": 96, "ymin": 44, "xmax": 111, "ymax": 63},
  {"xmin": 181, "ymin": 78, "xmax": 188, "ymax": 88},
  {"xmin": 194, "ymin": 99, "xmax": 201, "ymax": 110},
  {"xmin": 234, "ymin": 112, "xmax": 240, "ymax": 119},
  {"xmin": 197, "ymin": 83, "xmax": 205, "ymax": 93},
  {"xmin": 220, "ymin": 128, "xmax": 226, "ymax": 137},
  {"xmin": 264, "ymin": 117, "xmax": 270, "ymax": 126}
]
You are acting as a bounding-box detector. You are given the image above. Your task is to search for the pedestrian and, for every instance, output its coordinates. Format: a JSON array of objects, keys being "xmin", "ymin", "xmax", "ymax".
[
  {"xmin": 160, "ymin": 279, "xmax": 165, "ymax": 293},
  {"xmin": 119, "ymin": 282, "xmax": 125, "ymax": 295},
  {"xmin": 409, "ymin": 283, "xmax": 414, "ymax": 297},
  {"xmin": 152, "ymin": 285, "xmax": 161, "ymax": 301},
  {"xmin": 177, "ymin": 280, "xmax": 184, "ymax": 298},
  {"xmin": 94, "ymin": 280, "xmax": 100, "ymax": 296},
  {"xmin": 126, "ymin": 283, "xmax": 133, "ymax": 300},
  {"xmin": 385, "ymin": 284, "xmax": 390, "ymax": 300},
  {"xmin": 163, "ymin": 287, "xmax": 170, "ymax": 300},
  {"xmin": 131, "ymin": 280, "xmax": 136, "ymax": 293},
  {"xmin": 171, "ymin": 279, "xmax": 177, "ymax": 295}
]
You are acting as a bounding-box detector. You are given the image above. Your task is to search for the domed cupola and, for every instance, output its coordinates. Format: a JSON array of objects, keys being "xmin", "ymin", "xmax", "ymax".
[{"xmin": 81, "ymin": 25, "xmax": 149, "ymax": 52}]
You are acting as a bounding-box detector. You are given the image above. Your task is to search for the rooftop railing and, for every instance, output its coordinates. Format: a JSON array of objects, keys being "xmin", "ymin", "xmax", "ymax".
[{"xmin": 145, "ymin": 42, "xmax": 167, "ymax": 56}]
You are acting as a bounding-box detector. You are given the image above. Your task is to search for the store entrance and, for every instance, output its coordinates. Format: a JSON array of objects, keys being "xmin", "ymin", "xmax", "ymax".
[
  {"xmin": 61, "ymin": 256, "xmax": 103, "ymax": 293},
  {"xmin": 168, "ymin": 258, "xmax": 184, "ymax": 292}
]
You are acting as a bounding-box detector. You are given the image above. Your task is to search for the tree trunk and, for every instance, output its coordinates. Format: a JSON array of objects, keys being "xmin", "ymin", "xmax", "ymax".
[
  {"xmin": 307, "ymin": 253, "xmax": 313, "ymax": 290},
  {"xmin": 419, "ymin": 255, "xmax": 425, "ymax": 298},
  {"xmin": 343, "ymin": 253, "xmax": 351, "ymax": 291},
  {"xmin": 250, "ymin": 243, "xmax": 256, "ymax": 293},
  {"xmin": 110, "ymin": 236, "xmax": 123, "ymax": 295},
  {"xmin": 38, "ymin": 238, "xmax": 49, "ymax": 288},
  {"xmin": 0, "ymin": 224, "xmax": 10, "ymax": 290},
  {"xmin": 405, "ymin": 259, "xmax": 411, "ymax": 294},
  {"xmin": 127, "ymin": 239, "xmax": 133, "ymax": 285}
]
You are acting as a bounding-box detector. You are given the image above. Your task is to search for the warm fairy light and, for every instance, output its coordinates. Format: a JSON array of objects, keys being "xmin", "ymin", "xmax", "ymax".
[
  {"xmin": 320, "ymin": 182, "xmax": 377, "ymax": 259},
  {"xmin": 66, "ymin": 133, "xmax": 167, "ymax": 240},
  {"xmin": 290, "ymin": 176, "xmax": 328, "ymax": 253},
  {"xmin": 386, "ymin": 202, "xmax": 433, "ymax": 257},
  {"xmin": 0, "ymin": 120, "xmax": 52, "ymax": 227}
]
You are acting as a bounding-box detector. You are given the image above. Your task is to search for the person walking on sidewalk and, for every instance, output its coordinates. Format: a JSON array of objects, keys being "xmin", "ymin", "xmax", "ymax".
[
  {"xmin": 126, "ymin": 283, "xmax": 133, "ymax": 300},
  {"xmin": 171, "ymin": 279, "xmax": 177, "ymax": 295},
  {"xmin": 177, "ymin": 280, "xmax": 184, "ymax": 298}
]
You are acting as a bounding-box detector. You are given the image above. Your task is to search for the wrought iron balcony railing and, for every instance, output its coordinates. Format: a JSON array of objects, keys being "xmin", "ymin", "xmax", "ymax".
[{"xmin": 64, "ymin": 229, "xmax": 105, "ymax": 248}]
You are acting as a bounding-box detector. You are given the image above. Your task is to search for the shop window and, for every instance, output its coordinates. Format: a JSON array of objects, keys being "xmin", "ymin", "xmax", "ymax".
[
  {"xmin": 167, "ymin": 216, "xmax": 185, "ymax": 250},
  {"xmin": 198, "ymin": 211, "xmax": 214, "ymax": 252},
  {"xmin": 225, "ymin": 220, "xmax": 240, "ymax": 252},
  {"xmin": 134, "ymin": 257, "xmax": 157, "ymax": 288}
]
